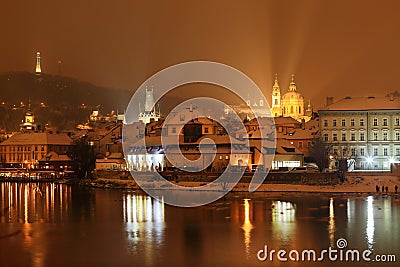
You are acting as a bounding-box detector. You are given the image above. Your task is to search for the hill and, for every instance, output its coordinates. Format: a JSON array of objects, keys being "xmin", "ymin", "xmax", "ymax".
[{"xmin": 0, "ymin": 72, "xmax": 132, "ymax": 131}]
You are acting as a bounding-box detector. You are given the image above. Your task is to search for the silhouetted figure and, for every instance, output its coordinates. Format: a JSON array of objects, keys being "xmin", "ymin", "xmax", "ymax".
[
  {"xmin": 395, "ymin": 185, "xmax": 398, "ymax": 194},
  {"xmin": 385, "ymin": 186, "xmax": 388, "ymax": 193},
  {"xmin": 382, "ymin": 185, "xmax": 385, "ymax": 192},
  {"xmin": 376, "ymin": 185, "xmax": 380, "ymax": 193}
]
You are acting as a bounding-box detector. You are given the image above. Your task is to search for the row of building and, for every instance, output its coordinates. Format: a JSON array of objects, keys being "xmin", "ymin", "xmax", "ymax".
[{"xmin": 1, "ymin": 74, "xmax": 399, "ymax": 173}]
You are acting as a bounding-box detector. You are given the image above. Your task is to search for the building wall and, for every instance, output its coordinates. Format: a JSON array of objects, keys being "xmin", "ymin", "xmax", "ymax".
[
  {"xmin": 0, "ymin": 144, "xmax": 71, "ymax": 167},
  {"xmin": 320, "ymin": 110, "xmax": 400, "ymax": 170},
  {"xmin": 0, "ymin": 144, "xmax": 48, "ymax": 165}
]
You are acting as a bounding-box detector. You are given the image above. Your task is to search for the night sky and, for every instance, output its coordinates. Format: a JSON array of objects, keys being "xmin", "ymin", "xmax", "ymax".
[{"xmin": 2, "ymin": 0, "xmax": 400, "ymax": 108}]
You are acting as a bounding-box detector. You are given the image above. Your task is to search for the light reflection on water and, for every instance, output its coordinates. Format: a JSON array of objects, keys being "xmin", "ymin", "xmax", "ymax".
[
  {"xmin": 123, "ymin": 193, "xmax": 165, "ymax": 266},
  {"xmin": 0, "ymin": 182, "xmax": 399, "ymax": 267},
  {"xmin": 271, "ymin": 200, "xmax": 296, "ymax": 246},
  {"xmin": 241, "ymin": 199, "xmax": 253, "ymax": 258},
  {"xmin": 366, "ymin": 195, "xmax": 375, "ymax": 250},
  {"xmin": 328, "ymin": 197, "xmax": 335, "ymax": 247},
  {"xmin": 0, "ymin": 182, "xmax": 71, "ymax": 223}
]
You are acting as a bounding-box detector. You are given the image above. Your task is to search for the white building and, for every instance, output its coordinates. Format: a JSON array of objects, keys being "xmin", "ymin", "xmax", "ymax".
[{"xmin": 319, "ymin": 95, "xmax": 400, "ymax": 170}]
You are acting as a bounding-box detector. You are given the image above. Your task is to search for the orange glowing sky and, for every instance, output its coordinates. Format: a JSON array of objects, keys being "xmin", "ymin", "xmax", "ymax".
[{"xmin": 1, "ymin": 0, "xmax": 400, "ymax": 108}]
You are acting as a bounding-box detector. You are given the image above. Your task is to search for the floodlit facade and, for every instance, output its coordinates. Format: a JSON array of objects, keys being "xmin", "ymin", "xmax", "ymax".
[
  {"xmin": 319, "ymin": 95, "xmax": 400, "ymax": 170},
  {"xmin": 271, "ymin": 74, "xmax": 312, "ymax": 122},
  {"xmin": 0, "ymin": 132, "xmax": 73, "ymax": 169}
]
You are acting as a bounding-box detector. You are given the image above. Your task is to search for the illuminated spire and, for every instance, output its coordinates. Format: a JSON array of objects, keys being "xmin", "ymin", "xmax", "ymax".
[
  {"xmin": 271, "ymin": 73, "xmax": 282, "ymax": 115},
  {"xmin": 289, "ymin": 73, "xmax": 297, "ymax": 92},
  {"xmin": 273, "ymin": 73, "xmax": 280, "ymax": 91},
  {"xmin": 145, "ymin": 86, "xmax": 155, "ymax": 113},
  {"xmin": 35, "ymin": 52, "xmax": 42, "ymax": 74}
]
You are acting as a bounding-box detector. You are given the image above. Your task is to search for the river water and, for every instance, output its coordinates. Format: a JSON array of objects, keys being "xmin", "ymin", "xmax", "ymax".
[{"xmin": 0, "ymin": 182, "xmax": 399, "ymax": 267}]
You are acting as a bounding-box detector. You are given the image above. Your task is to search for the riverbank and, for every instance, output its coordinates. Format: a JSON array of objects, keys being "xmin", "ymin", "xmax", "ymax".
[{"xmin": 80, "ymin": 173, "xmax": 400, "ymax": 193}]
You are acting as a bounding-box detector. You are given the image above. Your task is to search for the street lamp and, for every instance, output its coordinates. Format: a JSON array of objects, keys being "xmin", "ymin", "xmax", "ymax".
[{"xmin": 366, "ymin": 156, "xmax": 373, "ymax": 170}]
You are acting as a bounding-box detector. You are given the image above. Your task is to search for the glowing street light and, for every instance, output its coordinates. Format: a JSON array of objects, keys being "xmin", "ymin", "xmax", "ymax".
[{"xmin": 366, "ymin": 156, "xmax": 374, "ymax": 164}]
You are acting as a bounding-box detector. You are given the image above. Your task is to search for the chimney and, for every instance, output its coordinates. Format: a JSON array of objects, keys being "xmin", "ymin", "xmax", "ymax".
[{"xmin": 326, "ymin": 97, "xmax": 334, "ymax": 106}]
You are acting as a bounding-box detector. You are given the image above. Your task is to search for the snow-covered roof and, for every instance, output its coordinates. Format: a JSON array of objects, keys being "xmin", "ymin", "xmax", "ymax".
[
  {"xmin": 319, "ymin": 96, "xmax": 400, "ymax": 111},
  {"xmin": 273, "ymin": 116, "xmax": 301, "ymax": 126},
  {"xmin": 277, "ymin": 118, "xmax": 319, "ymax": 140},
  {"xmin": 0, "ymin": 132, "xmax": 73, "ymax": 146},
  {"xmin": 275, "ymin": 138, "xmax": 303, "ymax": 155}
]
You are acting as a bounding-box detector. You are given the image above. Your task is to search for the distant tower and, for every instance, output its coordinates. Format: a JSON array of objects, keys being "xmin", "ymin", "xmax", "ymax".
[
  {"xmin": 145, "ymin": 86, "xmax": 155, "ymax": 112},
  {"xmin": 271, "ymin": 74, "xmax": 282, "ymax": 117},
  {"xmin": 138, "ymin": 86, "xmax": 161, "ymax": 124},
  {"xmin": 35, "ymin": 52, "xmax": 42, "ymax": 74}
]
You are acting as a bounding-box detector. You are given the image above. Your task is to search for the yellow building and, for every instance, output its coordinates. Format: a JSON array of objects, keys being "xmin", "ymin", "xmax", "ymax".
[
  {"xmin": 271, "ymin": 74, "xmax": 312, "ymax": 122},
  {"xmin": 0, "ymin": 132, "xmax": 73, "ymax": 169}
]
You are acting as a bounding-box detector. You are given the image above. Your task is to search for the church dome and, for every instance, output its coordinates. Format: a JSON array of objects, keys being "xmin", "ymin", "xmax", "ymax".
[
  {"xmin": 282, "ymin": 74, "xmax": 304, "ymax": 101},
  {"xmin": 282, "ymin": 90, "xmax": 304, "ymax": 101}
]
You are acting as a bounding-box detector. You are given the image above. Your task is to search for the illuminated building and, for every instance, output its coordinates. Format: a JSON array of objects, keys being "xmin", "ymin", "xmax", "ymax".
[
  {"xmin": 138, "ymin": 86, "xmax": 161, "ymax": 124},
  {"xmin": 35, "ymin": 51, "xmax": 42, "ymax": 74},
  {"xmin": 20, "ymin": 104, "xmax": 37, "ymax": 132},
  {"xmin": 0, "ymin": 132, "xmax": 73, "ymax": 169},
  {"xmin": 271, "ymin": 74, "xmax": 312, "ymax": 122},
  {"xmin": 224, "ymin": 96, "xmax": 270, "ymax": 120},
  {"xmin": 271, "ymin": 74, "xmax": 282, "ymax": 117},
  {"xmin": 319, "ymin": 95, "xmax": 400, "ymax": 170}
]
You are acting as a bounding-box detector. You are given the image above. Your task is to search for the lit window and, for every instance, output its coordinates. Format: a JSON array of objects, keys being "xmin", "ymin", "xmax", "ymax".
[
  {"xmin": 383, "ymin": 132, "xmax": 388, "ymax": 141},
  {"xmin": 383, "ymin": 148, "xmax": 388, "ymax": 156}
]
